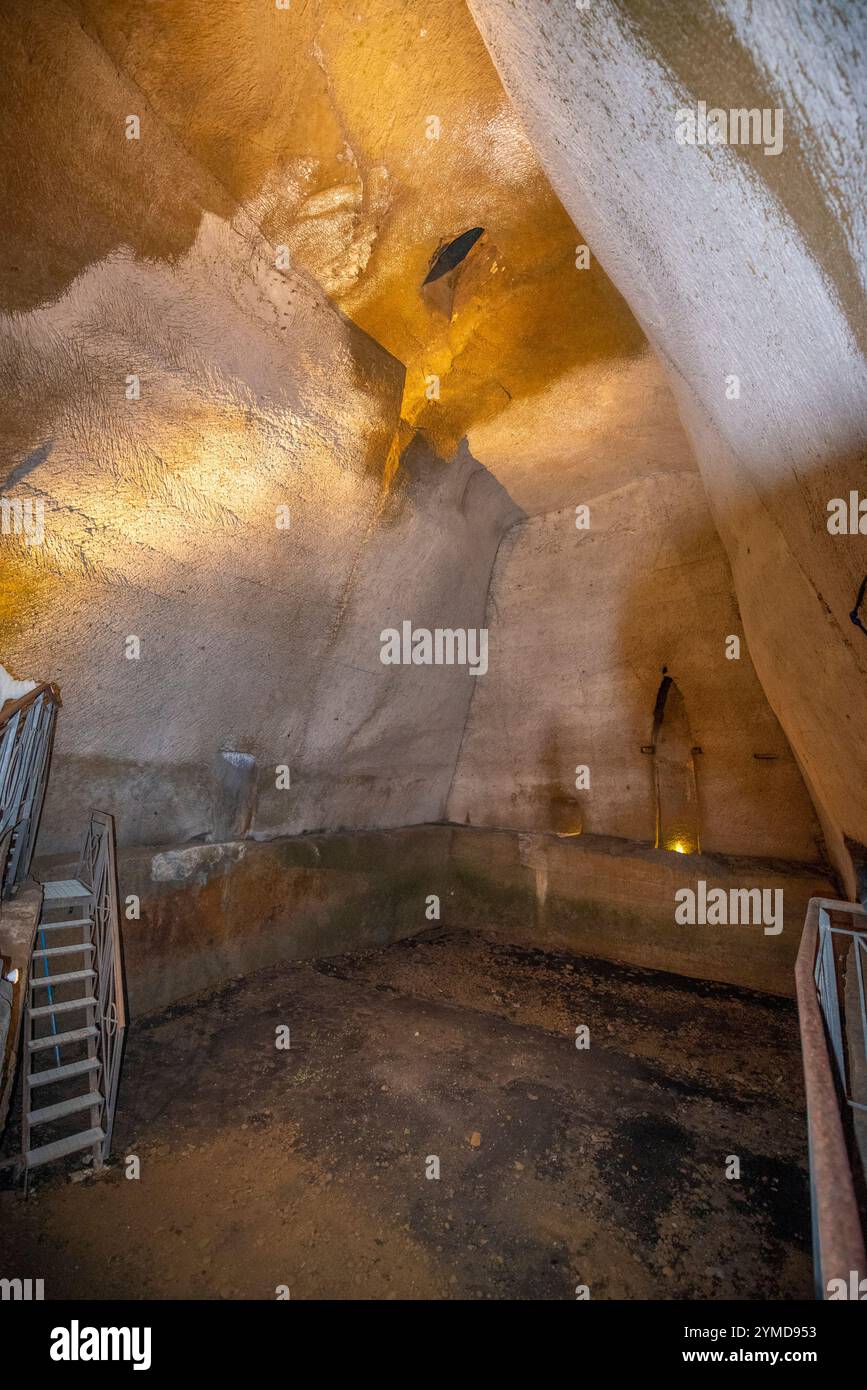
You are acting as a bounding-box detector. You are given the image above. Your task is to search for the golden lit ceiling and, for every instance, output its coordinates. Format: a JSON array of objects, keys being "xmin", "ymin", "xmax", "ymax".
[{"xmin": 68, "ymin": 0, "xmax": 647, "ymax": 468}]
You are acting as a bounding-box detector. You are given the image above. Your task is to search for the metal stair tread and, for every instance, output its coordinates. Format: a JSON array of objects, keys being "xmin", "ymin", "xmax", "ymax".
[
  {"xmin": 37, "ymin": 917, "xmax": 92, "ymax": 931},
  {"xmin": 29, "ymin": 994, "xmax": 96, "ymax": 1019},
  {"xmin": 33, "ymin": 943, "xmax": 95, "ymax": 959},
  {"xmin": 28, "ymin": 1025, "xmax": 98, "ymax": 1051},
  {"xmin": 28, "ymin": 1057, "xmax": 100, "ymax": 1087},
  {"xmin": 31, "ymin": 967, "xmax": 96, "ymax": 988},
  {"xmin": 25, "ymin": 1127, "xmax": 104, "ymax": 1169},
  {"xmin": 41, "ymin": 878, "xmax": 91, "ymax": 900},
  {"xmin": 29, "ymin": 1091, "xmax": 103, "ymax": 1126}
]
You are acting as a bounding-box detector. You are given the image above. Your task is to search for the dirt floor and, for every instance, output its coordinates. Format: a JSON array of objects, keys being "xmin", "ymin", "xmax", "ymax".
[{"xmin": 0, "ymin": 928, "xmax": 812, "ymax": 1300}]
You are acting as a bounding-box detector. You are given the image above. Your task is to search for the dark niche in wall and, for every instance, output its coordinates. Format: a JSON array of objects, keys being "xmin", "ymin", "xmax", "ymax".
[{"xmin": 651, "ymin": 675, "xmax": 701, "ymax": 855}]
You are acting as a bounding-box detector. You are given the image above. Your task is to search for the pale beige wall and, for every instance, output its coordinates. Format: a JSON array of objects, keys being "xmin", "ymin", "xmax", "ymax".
[
  {"xmin": 468, "ymin": 0, "xmax": 867, "ymax": 893},
  {"xmin": 449, "ymin": 472, "xmax": 824, "ymax": 862}
]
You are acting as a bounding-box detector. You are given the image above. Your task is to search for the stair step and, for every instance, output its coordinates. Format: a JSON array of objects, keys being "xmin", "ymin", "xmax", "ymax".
[
  {"xmin": 29, "ymin": 995, "xmax": 96, "ymax": 1020},
  {"xmin": 28, "ymin": 1025, "xmax": 98, "ymax": 1052},
  {"xmin": 31, "ymin": 968, "xmax": 96, "ymax": 989},
  {"xmin": 28, "ymin": 1057, "xmax": 100, "ymax": 1088},
  {"xmin": 37, "ymin": 918, "xmax": 92, "ymax": 931},
  {"xmin": 33, "ymin": 943, "xmax": 95, "ymax": 960},
  {"xmin": 26, "ymin": 1126, "xmax": 104, "ymax": 1169},
  {"xmin": 29, "ymin": 1091, "xmax": 103, "ymax": 1126},
  {"xmin": 42, "ymin": 878, "xmax": 91, "ymax": 901}
]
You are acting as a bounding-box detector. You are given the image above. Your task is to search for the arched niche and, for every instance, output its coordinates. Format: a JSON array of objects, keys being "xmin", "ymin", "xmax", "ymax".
[{"xmin": 651, "ymin": 676, "xmax": 700, "ymax": 855}]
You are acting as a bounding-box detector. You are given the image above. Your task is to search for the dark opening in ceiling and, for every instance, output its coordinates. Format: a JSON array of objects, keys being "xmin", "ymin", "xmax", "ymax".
[{"xmin": 423, "ymin": 227, "xmax": 485, "ymax": 286}]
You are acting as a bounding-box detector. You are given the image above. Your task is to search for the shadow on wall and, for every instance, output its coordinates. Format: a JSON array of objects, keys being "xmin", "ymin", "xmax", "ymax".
[
  {"xmin": 539, "ymin": 723, "xmax": 583, "ymax": 837},
  {"xmin": 1, "ymin": 0, "xmax": 231, "ymax": 315},
  {"xmin": 212, "ymin": 749, "xmax": 258, "ymax": 841}
]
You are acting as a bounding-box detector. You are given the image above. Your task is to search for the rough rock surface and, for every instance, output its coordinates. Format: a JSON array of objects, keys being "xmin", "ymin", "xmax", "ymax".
[{"xmin": 468, "ymin": 0, "xmax": 867, "ymax": 891}]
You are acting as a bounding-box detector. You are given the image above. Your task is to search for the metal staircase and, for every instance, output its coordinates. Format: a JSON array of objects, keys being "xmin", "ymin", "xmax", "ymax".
[{"xmin": 21, "ymin": 812, "xmax": 126, "ymax": 1174}]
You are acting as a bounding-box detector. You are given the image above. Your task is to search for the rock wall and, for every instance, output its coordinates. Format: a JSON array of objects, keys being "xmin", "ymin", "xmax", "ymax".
[
  {"xmin": 34, "ymin": 826, "xmax": 835, "ymax": 1013},
  {"xmin": 468, "ymin": 0, "xmax": 867, "ymax": 894},
  {"xmin": 450, "ymin": 826, "xmax": 834, "ymax": 998},
  {"xmin": 0, "ymin": 0, "xmax": 516, "ymax": 851},
  {"xmin": 35, "ymin": 829, "xmax": 453, "ymax": 1016},
  {"xmin": 449, "ymin": 472, "xmax": 824, "ymax": 862}
]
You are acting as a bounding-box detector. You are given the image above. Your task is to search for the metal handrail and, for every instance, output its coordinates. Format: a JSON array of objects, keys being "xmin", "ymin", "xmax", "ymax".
[
  {"xmin": 0, "ymin": 682, "xmax": 60, "ymax": 897},
  {"xmin": 796, "ymin": 897, "xmax": 867, "ymax": 1298},
  {"xmin": 0, "ymin": 681, "xmax": 58, "ymax": 729},
  {"xmin": 78, "ymin": 811, "xmax": 126, "ymax": 1162}
]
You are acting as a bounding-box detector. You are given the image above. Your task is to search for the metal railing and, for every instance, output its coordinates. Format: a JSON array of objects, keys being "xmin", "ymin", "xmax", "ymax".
[
  {"xmin": 796, "ymin": 896, "xmax": 867, "ymax": 1298},
  {"xmin": 20, "ymin": 811, "xmax": 127, "ymax": 1173},
  {"xmin": 0, "ymin": 683, "xmax": 59, "ymax": 898},
  {"xmin": 79, "ymin": 811, "xmax": 126, "ymax": 1162},
  {"xmin": 814, "ymin": 901, "xmax": 867, "ymax": 1115}
]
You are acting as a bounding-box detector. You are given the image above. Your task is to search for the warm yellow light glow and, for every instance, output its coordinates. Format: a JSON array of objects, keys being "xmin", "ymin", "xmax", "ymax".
[{"xmin": 671, "ymin": 841, "xmax": 687, "ymax": 854}]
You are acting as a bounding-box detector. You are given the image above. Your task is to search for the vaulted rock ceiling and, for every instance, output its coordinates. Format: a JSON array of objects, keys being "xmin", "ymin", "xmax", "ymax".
[
  {"xmin": 1, "ymin": 0, "xmax": 863, "ymax": 901},
  {"xmin": 27, "ymin": 0, "xmax": 686, "ymax": 510}
]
